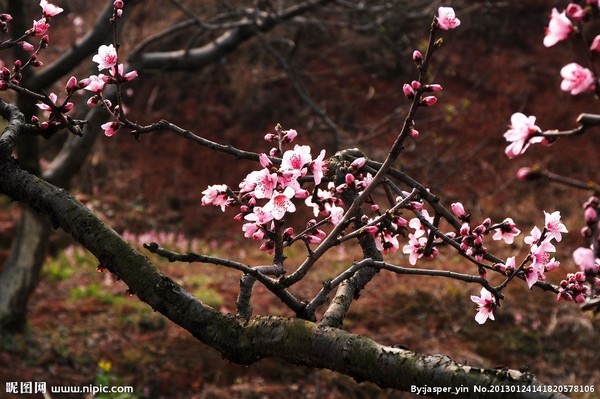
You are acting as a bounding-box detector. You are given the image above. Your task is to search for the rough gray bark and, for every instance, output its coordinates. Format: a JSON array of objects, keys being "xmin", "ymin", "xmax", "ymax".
[{"xmin": 0, "ymin": 100, "xmax": 572, "ymax": 399}]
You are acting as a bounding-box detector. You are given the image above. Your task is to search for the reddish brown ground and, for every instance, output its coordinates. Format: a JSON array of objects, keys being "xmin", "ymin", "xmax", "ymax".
[{"xmin": 1, "ymin": 1, "xmax": 600, "ymax": 398}]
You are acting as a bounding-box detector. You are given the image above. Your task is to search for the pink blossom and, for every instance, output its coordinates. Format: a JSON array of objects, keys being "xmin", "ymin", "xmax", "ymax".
[
  {"xmin": 242, "ymin": 223, "xmax": 265, "ymax": 240},
  {"xmin": 503, "ymin": 112, "xmax": 544, "ymax": 159},
  {"xmin": 244, "ymin": 206, "xmax": 273, "ymax": 225},
  {"xmin": 84, "ymin": 74, "xmax": 108, "ymax": 93},
  {"xmin": 281, "ymin": 145, "xmax": 312, "ymax": 177},
  {"xmin": 101, "ymin": 121, "xmax": 120, "ymax": 137},
  {"xmin": 111, "ymin": 63, "xmax": 138, "ymax": 81},
  {"xmin": 40, "ymin": 0, "xmax": 64, "ymax": 17},
  {"xmin": 201, "ymin": 184, "xmax": 230, "ymax": 211},
  {"xmin": 408, "ymin": 210, "xmax": 433, "ymax": 238},
  {"xmin": 560, "ymin": 63, "xmax": 595, "ymax": 95},
  {"xmin": 262, "ymin": 186, "xmax": 296, "ymax": 220},
  {"xmin": 311, "ymin": 149, "xmax": 326, "ymax": 185},
  {"xmin": 544, "ymin": 210, "xmax": 568, "ymax": 242},
  {"xmin": 543, "ymin": 8, "xmax": 573, "ymax": 47},
  {"xmin": 470, "ymin": 287, "xmax": 496, "ymax": 324},
  {"xmin": 436, "ymin": 7, "xmax": 461, "ymax": 30},
  {"xmin": 36, "ymin": 92, "xmax": 57, "ymax": 113},
  {"xmin": 573, "ymin": 247, "xmax": 599, "ymax": 273},
  {"xmin": 92, "ymin": 44, "xmax": 118, "ymax": 71},
  {"xmin": 32, "ymin": 18, "xmax": 49, "ymax": 36},
  {"xmin": 492, "ymin": 218, "xmax": 521, "ymax": 244},
  {"xmin": 327, "ymin": 204, "xmax": 345, "ymax": 225},
  {"xmin": 376, "ymin": 231, "xmax": 400, "ymax": 254},
  {"xmin": 402, "ymin": 233, "xmax": 427, "ymax": 265},
  {"xmin": 239, "ymin": 169, "xmax": 278, "ymax": 199},
  {"xmin": 524, "ymin": 226, "xmax": 542, "ymax": 246}
]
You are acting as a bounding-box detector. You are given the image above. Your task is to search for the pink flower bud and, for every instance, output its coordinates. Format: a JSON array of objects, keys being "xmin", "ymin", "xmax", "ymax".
[
  {"xmin": 259, "ymin": 153, "xmax": 272, "ymax": 168},
  {"xmin": 264, "ymin": 133, "xmax": 276, "ymax": 142},
  {"xmin": 427, "ymin": 84, "xmax": 443, "ymax": 92},
  {"xmin": 66, "ymin": 76, "xmax": 78, "ymax": 91},
  {"xmin": 345, "ymin": 173, "xmax": 355, "ymax": 185},
  {"xmin": 114, "ymin": 0, "xmax": 124, "ymax": 8},
  {"xmin": 31, "ymin": 115, "xmax": 39, "ymax": 123},
  {"xmin": 371, "ymin": 204, "xmax": 379, "ymax": 212},
  {"xmin": 410, "ymin": 129, "xmax": 419, "ymax": 138},
  {"xmin": 591, "ymin": 35, "xmax": 600, "ymax": 53},
  {"xmin": 451, "ymin": 202, "xmax": 466, "ymax": 218},
  {"xmin": 40, "ymin": 35, "xmax": 49, "ymax": 48},
  {"xmin": 411, "ymin": 80, "xmax": 421, "ymax": 90},
  {"xmin": 64, "ymin": 102, "xmax": 74, "ymax": 112},
  {"xmin": 19, "ymin": 41, "xmax": 34, "ymax": 51},
  {"xmin": 123, "ymin": 70, "xmax": 138, "ymax": 81},
  {"xmin": 585, "ymin": 206, "xmax": 598, "ymax": 224},
  {"xmin": 566, "ymin": 3, "xmax": 585, "ymax": 21},
  {"xmin": 402, "ymin": 83, "xmax": 414, "ymax": 98},
  {"xmin": 0, "ymin": 80, "xmax": 7, "ymax": 91},
  {"xmin": 420, "ymin": 96, "xmax": 437, "ymax": 106},
  {"xmin": 350, "ymin": 157, "xmax": 366, "ymax": 169},
  {"xmin": 283, "ymin": 129, "xmax": 297, "ymax": 142},
  {"xmin": 0, "ymin": 14, "xmax": 12, "ymax": 22},
  {"xmin": 412, "ymin": 50, "xmax": 423, "ymax": 64}
]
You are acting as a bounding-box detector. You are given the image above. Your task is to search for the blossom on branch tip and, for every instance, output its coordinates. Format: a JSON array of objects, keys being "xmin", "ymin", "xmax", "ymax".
[
  {"xmin": 201, "ymin": 184, "xmax": 231, "ymax": 211},
  {"xmin": 420, "ymin": 96, "xmax": 437, "ymax": 106},
  {"xmin": 544, "ymin": 210, "xmax": 568, "ymax": 242},
  {"xmin": 503, "ymin": 112, "xmax": 545, "ymax": 159},
  {"xmin": 93, "ymin": 44, "xmax": 118, "ymax": 71},
  {"xmin": 470, "ymin": 287, "xmax": 495, "ymax": 324},
  {"xmin": 560, "ymin": 63, "xmax": 595, "ymax": 95},
  {"xmin": 32, "ymin": 18, "xmax": 49, "ymax": 36},
  {"xmin": 262, "ymin": 187, "xmax": 297, "ymax": 221},
  {"xmin": 492, "ymin": 218, "xmax": 521, "ymax": 244},
  {"xmin": 436, "ymin": 7, "xmax": 461, "ymax": 30},
  {"xmin": 40, "ymin": 0, "xmax": 63, "ymax": 17},
  {"xmin": 84, "ymin": 74, "xmax": 108, "ymax": 93},
  {"xmin": 543, "ymin": 8, "xmax": 573, "ymax": 47},
  {"xmin": 566, "ymin": 3, "xmax": 585, "ymax": 21}
]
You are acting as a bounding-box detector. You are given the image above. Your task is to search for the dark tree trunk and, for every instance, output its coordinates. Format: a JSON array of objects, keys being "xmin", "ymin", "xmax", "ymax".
[{"xmin": 0, "ymin": 207, "xmax": 50, "ymax": 331}]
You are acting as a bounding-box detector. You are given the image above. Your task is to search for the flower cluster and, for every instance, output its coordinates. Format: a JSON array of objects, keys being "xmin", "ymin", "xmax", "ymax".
[
  {"xmin": 202, "ymin": 128, "xmax": 328, "ymax": 253},
  {"xmin": 543, "ymin": 3, "xmax": 600, "ymax": 95}
]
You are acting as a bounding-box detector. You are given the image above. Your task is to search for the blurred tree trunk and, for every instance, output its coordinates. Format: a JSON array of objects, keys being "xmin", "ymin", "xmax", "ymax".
[{"xmin": 0, "ymin": 208, "xmax": 50, "ymax": 331}]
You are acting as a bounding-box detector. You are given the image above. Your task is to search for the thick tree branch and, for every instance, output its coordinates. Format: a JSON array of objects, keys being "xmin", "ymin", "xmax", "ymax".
[{"xmin": 0, "ymin": 99, "xmax": 572, "ymax": 398}]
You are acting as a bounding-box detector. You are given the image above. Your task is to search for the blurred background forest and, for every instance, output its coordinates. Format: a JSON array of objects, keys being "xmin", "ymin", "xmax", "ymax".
[{"xmin": 1, "ymin": 0, "xmax": 600, "ymax": 398}]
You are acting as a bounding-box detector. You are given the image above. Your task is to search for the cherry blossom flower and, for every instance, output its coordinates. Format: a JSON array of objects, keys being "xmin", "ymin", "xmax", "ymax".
[
  {"xmin": 543, "ymin": 8, "xmax": 573, "ymax": 47},
  {"xmin": 408, "ymin": 210, "xmax": 434, "ymax": 237},
  {"xmin": 544, "ymin": 210, "xmax": 568, "ymax": 242},
  {"xmin": 492, "ymin": 218, "xmax": 521, "ymax": 244},
  {"xmin": 201, "ymin": 184, "xmax": 231, "ymax": 211},
  {"xmin": 32, "ymin": 18, "xmax": 49, "ymax": 36},
  {"xmin": 503, "ymin": 112, "xmax": 545, "ymax": 159},
  {"xmin": 36, "ymin": 92, "xmax": 57, "ymax": 113},
  {"xmin": 101, "ymin": 121, "xmax": 120, "ymax": 137},
  {"xmin": 470, "ymin": 287, "xmax": 496, "ymax": 324},
  {"xmin": 262, "ymin": 186, "xmax": 296, "ymax": 220},
  {"xmin": 93, "ymin": 44, "xmax": 118, "ymax": 71},
  {"xmin": 436, "ymin": 7, "xmax": 461, "ymax": 30},
  {"xmin": 244, "ymin": 206, "xmax": 273, "ymax": 225},
  {"xmin": 40, "ymin": 0, "xmax": 64, "ymax": 17},
  {"xmin": 376, "ymin": 231, "xmax": 400, "ymax": 254},
  {"xmin": 242, "ymin": 223, "xmax": 265, "ymax": 240},
  {"xmin": 573, "ymin": 247, "xmax": 599, "ymax": 274},
  {"xmin": 84, "ymin": 74, "xmax": 108, "ymax": 93},
  {"xmin": 239, "ymin": 169, "xmax": 278, "ymax": 199},
  {"xmin": 560, "ymin": 63, "xmax": 595, "ymax": 95},
  {"xmin": 310, "ymin": 149, "xmax": 326, "ymax": 185},
  {"xmin": 402, "ymin": 233, "xmax": 427, "ymax": 265}
]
